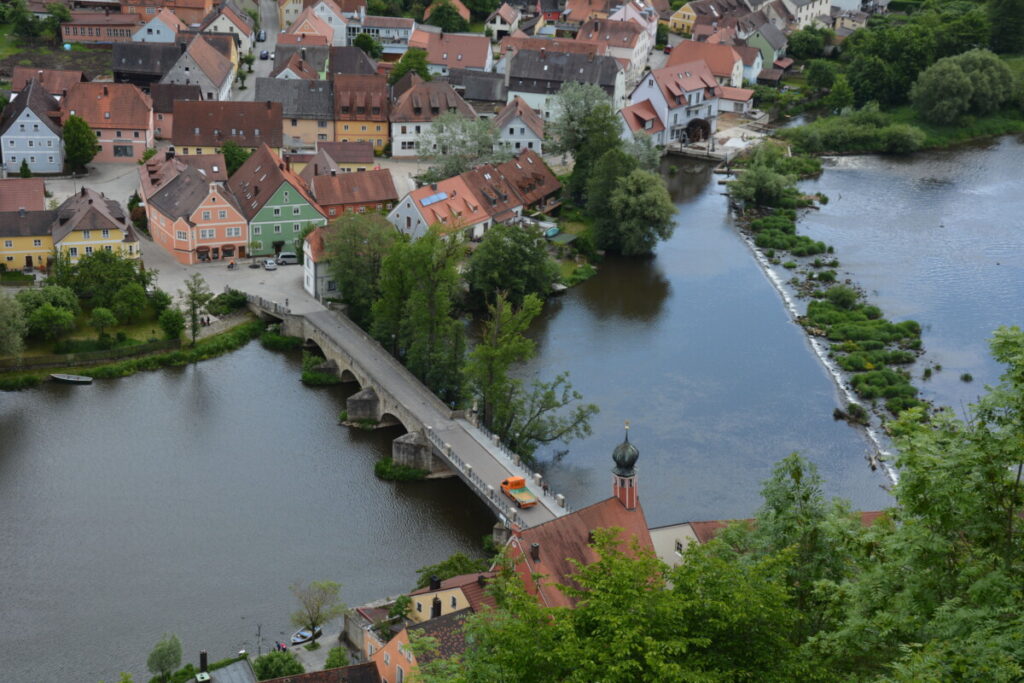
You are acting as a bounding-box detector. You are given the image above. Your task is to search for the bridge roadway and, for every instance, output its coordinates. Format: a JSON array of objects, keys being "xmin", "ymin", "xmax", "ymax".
[{"xmin": 301, "ymin": 308, "xmax": 570, "ymax": 528}]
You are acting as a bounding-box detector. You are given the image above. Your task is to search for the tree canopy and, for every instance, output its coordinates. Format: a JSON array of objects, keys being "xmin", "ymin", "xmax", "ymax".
[
  {"xmin": 465, "ymin": 223, "xmax": 556, "ymax": 310},
  {"xmin": 290, "ymin": 580, "xmax": 347, "ymax": 644},
  {"xmin": 600, "ymin": 169, "xmax": 676, "ymax": 255},
  {"xmin": 63, "ymin": 115, "xmax": 100, "ymax": 173},
  {"xmin": 416, "ymin": 113, "xmax": 507, "ymax": 183},
  {"xmin": 146, "ymin": 634, "xmax": 182, "ymax": 683},
  {"xmin": 0, "ymin": 293, "xmax": 27, "ymax": 357},
  {"xmin": 388, "ymin": 48, "xmax": 432, "ymax": 85},
  {"xmin": 253, "ymin": 651, "xmax": 304, "ymax": 681},
  {"xmin": 324, "ymin": 213, "xmax": 400, "ymax": 328},
  {"xmin": 354, "ymin": 32, "xmax": 384, "ymax": 59},
  {"xmin": 220, "ymin": 141, "xmax": 251, "ymax": 177},
  {"xmin": 911, "ymin": 48, "xmax": 1014, "ymax": 123},
  {"xmin": 425, "ymin": 0, "xmax": 469, "ymax": 31}
]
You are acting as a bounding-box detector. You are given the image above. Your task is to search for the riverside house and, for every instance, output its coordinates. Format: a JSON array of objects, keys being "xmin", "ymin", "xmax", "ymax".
[
  {"xmin": 61, "ymin": 82, "xmax": 154, "ymax": 163},
  {"xmin": 53, "ymin": 188, "xmax": 140, "ymax": 263},
  {"xmin": 226, "ymin": 144, "xmax": 327, "ymax": 256}
]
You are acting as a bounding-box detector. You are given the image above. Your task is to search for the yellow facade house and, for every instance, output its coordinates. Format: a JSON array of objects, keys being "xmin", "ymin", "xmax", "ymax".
[
  {"xmin": 53, "ymin": 188, "xmax": 140, "ymax": 263},
  {"xmin": 332, "ymin": 74, "xmax": 391, "ymax": 152},
  {"xmin": 0, "ymin": 211, "xmax": 54, "ymax": 272},
  {"xmin": 670, "ymin": 4, "xmax": 697, "ymax": 33},
  {"xmin": 406, "ymin": 573, "xmax": 496, "ymax": 624}
]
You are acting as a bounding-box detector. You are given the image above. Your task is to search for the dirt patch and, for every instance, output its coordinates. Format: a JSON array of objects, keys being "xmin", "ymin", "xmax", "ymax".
[{"xmin": 0, "ymin": 41, "xmax": 112, "ymax": 81}]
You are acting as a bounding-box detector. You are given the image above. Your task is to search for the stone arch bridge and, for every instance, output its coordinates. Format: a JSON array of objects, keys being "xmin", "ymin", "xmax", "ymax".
[{"xmin": 246, "ymin": 295, "xmax": 572, "ymax": 529}]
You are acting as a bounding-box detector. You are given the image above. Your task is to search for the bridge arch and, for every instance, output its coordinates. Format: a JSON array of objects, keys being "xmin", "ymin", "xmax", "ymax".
[{"xmin": 379, "ymin": 412, "xmax": 408, "ymax": 432}]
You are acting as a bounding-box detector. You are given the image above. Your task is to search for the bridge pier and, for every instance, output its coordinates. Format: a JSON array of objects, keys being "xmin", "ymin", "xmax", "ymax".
[
  {"xmin": 392, "ymin": 431, "xmax": 452, "ymax": 477},
  {"xmin": 347, "ymin": 387, "xmax": 379, "ymax": 422}
]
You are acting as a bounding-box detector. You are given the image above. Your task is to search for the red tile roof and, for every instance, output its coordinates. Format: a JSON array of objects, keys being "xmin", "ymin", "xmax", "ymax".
[
  {"xmin": 10, "ymin": 67, "xmax": 85, "ymax": 95},
  {"xmin": 419, "ymin": 31, "xmax": 491, "ymax": 70},
  {"xmin": 0, "ymin": 178, "xmax": 46, "ymax": 212},
  {"xmin": 311, "ymin": 168, "xmax": 398, "ymax": 207},
  {"xmin": 332, "ymin": 74, "xmax": 390, "ymax": 121},
  {"xmin": 288, "ymin": 7, "xmax": 334, "ymax": 39},
  {"xmin": 304, "ymin": 225, "xmax": 327, "ymax": 263},
  {"xmin": 62, "ymin": 82, "xmax": 153, "ymax": 130},
  {"xmin": 493, "ymin": 96, "xmax": 544, "ymax": 139},
  {"xmin": 575, "ymin": 17, "xmax": 643, "ymax": 50},
  {"xmin": 262, "ymin": 662, "xmax": 381, "ymax": 683},
  {"xmin": 408, "ymin": 572, "xmax": 498, "ymax": 614},
  {"xmin": 171, "ymin": 100, "xmax": 283, "ymax": 148},
  {"xmin": 507, "ymin": 496, "xmax": 653, "ymax": 608},
  {"xmin": 619, "ymin": 98, "xmax": 665, "ymax": 134},
  {"xmin": 649, "ymin": 61, "xmax": 720, "ymax": 105},
  {"xmin": 277, "ymin": 32, "xmax": 330, "ymax": 46},
  {"xmin": 391, "ymin": 78, "xmax": 476, "ymax": 122},
  {"xmin": 227, "ymin": 144, "xmax": 326, "ymax": 220},
  {"xmin": 667, "ymin": 40, "xmax": 741, "ymax": 81},
  {"xmin": 719, "ymin": 85, "xmax": 753, "ymax": 101},
  {"xmin": 495, "ymin": 149, "xmax": 560, "ymax": 208},
  {"xmin": 498, "ymin": 35, "xmax": 602, "ymax": 57},
  {"xmin": 272, "ymin": 52, "xmax": 320, "ymax": 79},
  {"xmin": 186, "ymin": 34, "xmax": 234, "ymax": 89}
]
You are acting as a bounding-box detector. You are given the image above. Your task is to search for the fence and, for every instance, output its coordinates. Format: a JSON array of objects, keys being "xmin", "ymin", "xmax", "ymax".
[
  {"xmin": 0, "ymin": 339, "xmax": 180, "ymax": 371},
  {"xmin": 470, "ymin": 421, "xmax": 572, "ymax": 515}
]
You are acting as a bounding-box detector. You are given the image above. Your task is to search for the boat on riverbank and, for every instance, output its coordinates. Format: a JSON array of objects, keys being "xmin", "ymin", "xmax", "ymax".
[
  {"xmin": 289, "ymin": 626, "xmax": 322, "ymax": 646},
  {"xmin": 50, "ymin": 374, "xmax": 93, "ymax": 384}
]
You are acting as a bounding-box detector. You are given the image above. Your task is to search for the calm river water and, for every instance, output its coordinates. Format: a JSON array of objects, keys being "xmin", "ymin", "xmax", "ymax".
[{"xmin": 6, "ymin": 140, "xmax": 1020, "ymax": 682}]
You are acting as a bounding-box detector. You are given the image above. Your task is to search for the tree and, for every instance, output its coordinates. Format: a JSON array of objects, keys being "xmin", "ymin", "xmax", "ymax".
[
  {"xmin": 111, "ymin": 282, "xmax": 147, "ymax": 323},
  {"xmin": 178, "ymin": 273, "xmax": 213, "ymax": 344},
  {"xmin": 911, "ymin": 59, "xmax": 974, "ymax": 123},
  {"xmin": 220, "ymin": 140, "xmax": 251, "ymax": 177},
  {"xmin": 235, "ymin": 68, "xmax": 248, "ymax": 90},
  {"xmin": 19, "ymin": 159, "xmax": 31, "ymax": 178},
  {"xmin": 547, "ymin": 81, "xmax": 614, "ymax": 160},
  {"xmin": 415, "ymin": 552, "xmax": 491, "ymax": 589},
  {"xmin": 989, "ymin": 0, "xmax": 1024, "ymax": 53},
  {"xmin": 728, "ymin": 145, "xmax": 795, "ymax": 207},
  {"xmin": 806, "ymin": 59, "xmax": 838, "ymax": 90},
  {"xmin": 823, "ymin": 72, "xmax": 854, "ymax": 113},
  {"xmin": 89, "ymin": 307, "xmax": 117, "ymax": 338},
  {"xmin": 787, "ymin": 26, "xmax": 831, "ymax": 60},
  {"xmin": 354, "ymin": 32, "xmax": 383, "ymax": 59},
  {"xmin": 417, "ymin": 113, "xmax": 507, "ymax": 182},
  {"xmin": 601, "ymin": 169, "xmax": 676, "ymax": 255},
  {"xmin": 63, "ymin": 115, "xmax": 100, "ymax": 173},
  {"xmin": 27, "ymin": 302, "xmax": 75, "ymax": 340},
  {"xmin": 252, "ymin": 651, "xmax": 304, "ymax": 681},
  {"xmin": 16, "ymin": 284, "xmax": 80, "ymax": 319},
  {"xmin": 465, "ymin": 223, "xmax": 556, "ymax": 309},
  {"xmin": 290, "ymin": 580, "xmax": 347, "ymax": 645},
  {"xmin": 158, "ymin": 307, "xmax": 185, "ymax": 341},
  {"xmin": 146, "ymin": 634, "xmax": 182, "ymax": 683},
  {"xmin": 71, "ymin": 250, "xmax": 149, "ymax": 309},
  {"xmin": 324, "ymin": 213, "xmax": 400, "ymax": 328},
  {"xmin": 388, "ymin": 48, "xmax": 431, "ymax": 85},
  {"xmin": 324, "ymin": 647, "xmax": 349, "ymax": 669},
  {"xmin": 6, "ymin": 0, "xmax": 40, "ymax": 38},
  {"xmin": 586, "ymin": 147, "xmax": 638, "ymax": 230},
  {"xmin": 373, "ymin": 229, "xmax": 465, "ymax": 404},
  {"xmin": 42, "ymin": 2, "xmax": 71, "ymax": 37},
  {"xmin": 0, "ymin": 293, "xmax": 27, "ymax": 357},
  {"xmin": 566, "ymin": 102, "xmax": 624, "ymax": 202},
  {"xmin": 149, "ymin": 288, "xmax": 172, "ymax": 314},
  {"xmin": 623, "ymin": 133, "xmax": 661, "ymax": 172},
  {"xmin": 465, "ymin": 293, "xmax": 598, "ymax": 463},
  {"xmin": 956, "ymin": 48, "xmax": 1014, "ymax": 114},
  {"xmin": 425, "ymin": 0, "xmax": 469, "ymax": 31}
]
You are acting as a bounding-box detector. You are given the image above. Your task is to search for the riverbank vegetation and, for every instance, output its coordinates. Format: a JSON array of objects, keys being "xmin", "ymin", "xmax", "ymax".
[
  {"xmin": 765, "ymin": 0, "xmax": 1024, "ymax": 153},
  {"xmin": 374, "ymin": 457, "xmax": 429, "ymax": 481},
  {"xmin": 729, "ymin": 143, "xmax": 926, "ymax": 418},
  {"xmin": 414, "ymin": 337, "xmax": 1024, "ymax": 678}
]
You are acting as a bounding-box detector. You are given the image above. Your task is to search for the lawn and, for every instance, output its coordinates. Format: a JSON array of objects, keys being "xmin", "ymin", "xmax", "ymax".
[
  {"xmin": 17, "ymin": 305, "xmax": 164, "ymax": 358},
  {"xmin": 0, "ymin": 23, "xmax": 18, "ymax": 59}
]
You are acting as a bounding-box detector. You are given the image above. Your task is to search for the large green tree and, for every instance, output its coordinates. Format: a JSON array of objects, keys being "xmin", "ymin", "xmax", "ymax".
[
  {"xmin": 354, "ymin": 32, "xmax": 383, "ymax": 59},
  {"xmin": 388, "ymin": 48, "xmax": 431, "ymax": 85},
  {"xmin": 16, "ymin": 285, "xmax": 80, "ymax": 319},
  {"xmin": 253, "ymin": 651, "xmax": 304, "ymax": 681},
  {"xmin": 600, "ymin": 169, "xmax": 676, "ymax": 255},
  {"xmin": 26, "ymin": 302, "xmax": 75, "ymax": 340},
  {"xmin": 290, "ymin": 580, "xmax": 347, "ymax": 645},
  {"xmin": 373, "ymin": 229, "xmax": 465, "ymax": 404},
  {"xmin": 989, "ymin": 0, "xmax": 1024, "ymax": 53},
  {"xmin": 465, "ymin": 223, "xmax": 555, "ymax": 310},
  {"xmin": 158, "ymin": 307, "xmax": 185, "ymax": 341},
  {"xmin": 63, "ymin": 115, "xmax": 100, "ymax": 173},
  {"xmin": 146, "ymin": 634, "xmax": 182, "ymax": 683},
  {"xmin": 464, "ymin": 293, "xmax": 597, "ymax": 463},
  {"xmin": 912, "ymin": 49, "xmax": 1014, "ymax": 124},
  {"xmin": 89, "ymin": 307, "xmax": 117, "ymax": 338},
  {"xmin": 548, "ymin": 83, "xmax": 623, "ymax": 202},
  {"xmin": 324, "ymin": 213, "xmax": 400, "ymax": 328},
  {"xmin": 787, "ymin": 26, "xmax": 832, "ymax": 60},
  {"xmin": 586, "ymin": 147, "xmax": 638, "ymax": 233},
  {"xmin": 111, "ymin": 282, "xmax": 148, "ymax": 323},
  {"xmin": 0, "ymin": 293, "xmax": 27, "ymax": 357},
  {"xmin": 220, "ymin": 140, "xmax": 251, "ymax": 177},
  {"xmin": 70, "ymin": 250, "xmax": 150, "ymax": 309},
  {"xmin": 425, "ymin": 0, "xmax": 469, "ymax": 31},
  {"xmin": 417, "ymin": 112, "xmax": 507, "ymax": 183}
]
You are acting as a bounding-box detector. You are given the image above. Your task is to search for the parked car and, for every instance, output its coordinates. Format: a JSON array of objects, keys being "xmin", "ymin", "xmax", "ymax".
[
  {"xmin": 663, "ymin": 45, "xmax": 672, "ymax": 54},
  {"xmin": 276, "ymin": 252, "xmax": 298, "ymax": 265},
  {"xmin": 257, "ymin": 29, "xmax": 267, "ymax": 42},
  {"xmin": 259, "ymin": 50, "xmax": 269, "ymax": 60},
  {"xmin": 263, "ymin": 258, "xmax": 278, "ymax": 270},
  {"xmin": 500, "ymin": 476, "xmax": 538, "ymax": 508},
  {"xmin": 270, "ymin": 52, "xmax": 275, "ymax": 60}
]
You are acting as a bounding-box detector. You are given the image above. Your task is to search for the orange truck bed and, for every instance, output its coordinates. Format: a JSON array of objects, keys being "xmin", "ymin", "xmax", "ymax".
[{"xmin": 500, "ymin": 476, "xmax": 538, "ymax": 508}]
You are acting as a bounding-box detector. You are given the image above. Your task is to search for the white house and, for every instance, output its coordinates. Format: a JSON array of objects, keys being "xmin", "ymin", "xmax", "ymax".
[
  {"xmin": 493, "ymin": 96, "xmax": 544, "ymax": 154},
  {"xmin": 302, "ymin": 226, "xmax": 337, "ymax": 298},
  {"xmin": 346, "ymin": 16, "xmax": 415, "ymax": 57},
  {"xmin": 504, "ymin": 49, "xmax": 626, "ymax": 120},
  {"xmin": 200, "ymin": 2, "xmax": 256, "ymax": 56},
  {"xmin": 131, "ymin": 8, "xmax": 186, "ymax": 43},
  {"xmin": 485, "ymin": 3, "xmax": 521, "ymax": 41},
  {"xmin": 390, "ymin": 79, "xmax": 476, "ymax": 158},
  {"xmin": 734, "ymin": 45, "xmax": 764, "ymax": 85},
  {"xmin": 574, "ymin": 18, "xmax": 651, "ymax": 88},
  {"xmin": 0, "ymin": 79, "xmax": 63, "ymax": 175},
  {"xmin": 781, "ymin": 0, "xmax": 831, "ymax": 27},
  {"xmin": 627, "ymin": 61, "xmax": 721, "ymax": 143},
  {"xmin": 308, "ymin": 0, "xmax": 349, "ymax": 45},
  {"xmin": 160, "ymin": 35, "xmax": 236, "ymax": 102},
  {"xmin": 607, "ymin": 0, "xmax": 658, "ymax": 41}
]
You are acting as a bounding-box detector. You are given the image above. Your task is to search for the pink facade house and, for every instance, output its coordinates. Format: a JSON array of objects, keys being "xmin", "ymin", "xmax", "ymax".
[
  {"xmin": 141, "ymin": 155, "xmax": 248, "ymax": 264},
  {"xmin": 62, "ymin": 83, "xmax": 154, "ymax": 163}
]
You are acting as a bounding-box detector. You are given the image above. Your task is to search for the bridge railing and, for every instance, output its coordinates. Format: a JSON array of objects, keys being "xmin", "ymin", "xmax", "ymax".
[
  {"xmin": 242, "ymin": 291, "xmax": 291, "ymax": 317},
  {"xmin": 469, "ymin": 421, "xmax": 572, "ymax": 515},
  {"xmin": 425, "ymin": 426, "xmax": 529, "ymax": 530}
]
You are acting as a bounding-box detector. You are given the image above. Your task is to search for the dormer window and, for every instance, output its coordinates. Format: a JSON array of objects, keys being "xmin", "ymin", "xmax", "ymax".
[{"xmin": 104, "ymin": 112, "xmax": 110, "ymax": 119}]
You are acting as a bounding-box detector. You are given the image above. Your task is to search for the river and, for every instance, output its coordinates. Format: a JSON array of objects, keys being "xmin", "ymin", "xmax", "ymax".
[{"xmin": 7, "ymin": 140, "xmax": 1020, "ymax": 682}]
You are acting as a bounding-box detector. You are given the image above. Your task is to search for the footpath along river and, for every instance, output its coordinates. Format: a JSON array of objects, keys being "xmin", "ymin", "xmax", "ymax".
[{"xmin": 8, "ymin": 138, "xmax": 1020, "ymax": 681}]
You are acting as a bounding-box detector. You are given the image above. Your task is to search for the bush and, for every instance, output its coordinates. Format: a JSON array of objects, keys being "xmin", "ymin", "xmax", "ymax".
[
  {"xmin": 0, "ymin": 374, "xmax": 44, "ymax": 391},
  {"xmin": 206, "ymin": 288, "xmax": 248, "ymax": 316},
  {"xmin": 778, "ymin": 107, "xmax": 926, "ymax": 155},
  {"xmin": 301, "ymin": 351, "xmax": 341, "ymax": 385},
  {"xmin": 324, "ymin": 647, "xmax": 349, "ymax": 669},
  {"xmin": 260, "ymin": 330, "xmax": 303, "ymax": 351},
  {"xmin": 375, "ymin": 457, "xmax": 428, "ymax": 481}
]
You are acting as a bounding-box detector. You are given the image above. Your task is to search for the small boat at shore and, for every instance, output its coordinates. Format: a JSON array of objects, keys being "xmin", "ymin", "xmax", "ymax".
[
  {"xmin": 50, "ymin": 374, "xmax": 93, "ymax": 385},
  {"xmin": 290, "ymin": 626, "xmax": 322, "ymax": 646}
]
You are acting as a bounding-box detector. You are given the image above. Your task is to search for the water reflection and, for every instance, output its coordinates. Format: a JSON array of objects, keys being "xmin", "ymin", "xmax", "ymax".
[{"xmin": 577, "ymin": 254, "xmax": 671, "ymax": 322}]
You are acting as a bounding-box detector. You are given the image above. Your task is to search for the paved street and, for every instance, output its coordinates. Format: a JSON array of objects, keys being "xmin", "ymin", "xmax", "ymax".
[
  {"xmin": 233, "ymin": 0, "xmax": 280, "ymax": 101},
  {"xmin": 46, "ymin": 163, "xmax": 143, "ymax": 208}
]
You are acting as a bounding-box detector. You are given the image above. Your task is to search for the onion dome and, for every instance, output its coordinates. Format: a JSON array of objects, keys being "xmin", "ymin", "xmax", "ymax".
[{"xmin": 612, "ymin": 422, "xmax": 639, "ymax": 476}]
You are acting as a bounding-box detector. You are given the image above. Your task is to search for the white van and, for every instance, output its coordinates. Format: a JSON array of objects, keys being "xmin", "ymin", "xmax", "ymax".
[{"xmin": 276, "ymin": 252, "xmax": 298, "ymax": 265}]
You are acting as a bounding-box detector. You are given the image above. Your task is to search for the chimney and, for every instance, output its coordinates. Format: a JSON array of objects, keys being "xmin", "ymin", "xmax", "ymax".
[
  {"xmin": 266, "ymin": 100, "xmax": 273, "ymax": 109},
  {"xmin": 166, "ymin": 146, "xmax": 175, "ymax": 160},
  {"xmin": 199, "ymin": 651, "xmax": 208, "ymax": 673},
  {"xmin": 102, "ymin": 86, "xmax": 108, "ymax": 96},
  {"xmin": 430, "ymin": 183, "xmax": 437, "ymax": 191},
  {"xmin": 476, "ymin": 574, "xmax": 487, "ymax": 588},
  {"xmin": 428, "ymin": 575, "xmax": 441, "ymax": 590},
  {"xmin": 313, "ymin": 163, "xmax": 319, "ymax": 175},
  {"xmin": 180, "ymin": 41, "xmax": 188, "ymax": 54},
  {"xmin": 330, "ymin": 169, "xmax": 337, "ymax": 176},
  {"xmin": 430, "ymin": 597, "xmax": 442, "ymax": 619},
  {"xmin": 530, "ymin": 542, "xmax": 540, "ymax": 561},
  {"xmin": 301, "ymin": 47, "xmax": 306, "ymax": 60},
  {"xmin": 540, "ymin": 47, "xmax": 545, "ymax": 59}
]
